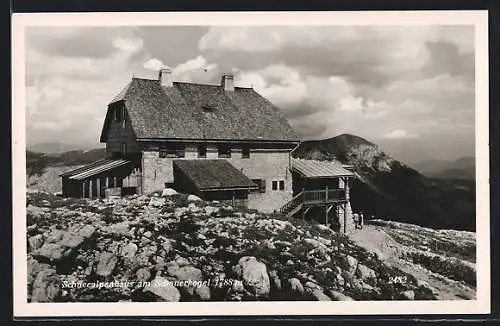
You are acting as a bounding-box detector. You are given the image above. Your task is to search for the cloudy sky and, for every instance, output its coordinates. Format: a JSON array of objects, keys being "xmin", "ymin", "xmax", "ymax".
[{"xmin": 25, "ymin": 25, "xmax": 475, "ymax": 164}]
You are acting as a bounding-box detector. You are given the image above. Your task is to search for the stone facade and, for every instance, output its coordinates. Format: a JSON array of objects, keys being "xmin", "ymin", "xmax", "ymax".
[{"xmin": 141, "ymin": 146, "xmax": 293, "ymax": 213}]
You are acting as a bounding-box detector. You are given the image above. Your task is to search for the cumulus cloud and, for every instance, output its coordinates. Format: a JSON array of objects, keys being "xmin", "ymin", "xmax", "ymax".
[
  {"xmin": 383, "ymin": 129, "xmax": 420, "ymax": 139},
  {"xmin": 143, "ymin": 58, "xmax": 165, "ymax": 71},
  {"xmin": 112, "ymin": 37, "xmax": 143, "ymax": 54},
  {"xmin": 24, "ymin": 25, "xmax": 475, "ymax": 163}
]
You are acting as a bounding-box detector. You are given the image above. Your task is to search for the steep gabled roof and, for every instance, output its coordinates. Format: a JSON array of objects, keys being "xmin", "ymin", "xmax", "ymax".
[{"xmin": 101, "ymin": 77, "xmax": 300, "ymax": 142}]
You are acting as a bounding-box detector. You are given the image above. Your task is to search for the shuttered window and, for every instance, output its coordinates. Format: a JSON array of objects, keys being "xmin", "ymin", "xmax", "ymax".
[
  {"xmin": 198, "ymin": 145, "xmax": 207, "ymax": 158},
  {"xmin": 218, "ymin": 145, "xmax": 231, "ymax": 158},
  {"xmin": 242, "ymin": 147, "xmax": 250, "ymax": 158}
]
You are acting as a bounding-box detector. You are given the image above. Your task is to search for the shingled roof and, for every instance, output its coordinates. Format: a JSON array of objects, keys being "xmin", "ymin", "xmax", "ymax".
[
  {"xmin": 101, "ymin": 77, "xmax": 300, "ymax": 142},
  {"xmin": 173, "ymin": 159, "xmax": 258, "ymax": 191}
]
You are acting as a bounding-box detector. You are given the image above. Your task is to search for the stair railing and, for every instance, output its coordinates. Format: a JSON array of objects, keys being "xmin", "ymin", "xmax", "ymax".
[{"xmin": 279, "ymin": 190, "xmax": 304, "ymax": 215}]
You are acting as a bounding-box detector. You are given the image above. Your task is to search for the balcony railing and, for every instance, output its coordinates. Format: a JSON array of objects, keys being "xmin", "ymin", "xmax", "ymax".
[{"xmin": 303, "ymin": 189, "xmax": 346, "ymax": 204}]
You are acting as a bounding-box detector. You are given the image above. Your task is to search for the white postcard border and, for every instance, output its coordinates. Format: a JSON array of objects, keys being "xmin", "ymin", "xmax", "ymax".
[{"xmin": 12, "ymin": 10, "xmax": 490, "ymax": 317}]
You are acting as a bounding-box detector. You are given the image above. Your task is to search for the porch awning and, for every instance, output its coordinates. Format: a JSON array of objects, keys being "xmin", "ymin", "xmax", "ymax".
[
  {"xmin": 291, "ymin": 158, "xmax": 354, "ymax": 178},
  {"xmin": 173, "ymin": 159, "xmax": 258, "ymax": 191},
  {"xmin": 59, "ymin": 159, "xmax": 132, "ymax": 181}
]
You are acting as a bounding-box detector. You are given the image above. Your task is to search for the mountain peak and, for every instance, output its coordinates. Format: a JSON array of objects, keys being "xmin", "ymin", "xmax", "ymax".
[{"xmin": 328, "ymin": 133, "xmax": 376, "ymax": 147}]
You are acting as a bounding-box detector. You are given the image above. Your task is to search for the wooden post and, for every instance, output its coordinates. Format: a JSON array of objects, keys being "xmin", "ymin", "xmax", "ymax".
[
  {"xmin": 343, "ymin": 203, "xmax": 347, "ymax": 233},
  {"xmin": 105, "ymin": 176, "xmax": 109, "ymax": 188},
  {"xmin": 96, "ymin": 178, "xmax": 100, "ymax": 198},
  {"xmin": 326, "ymin": 184, "xmax": 328, "ymax": 201},
  {"xmin": 113, "ymin": 177, "xmax": 117, "ymax": 188},
  {"xmin": 325, "ymin": 206, "xmax": 328, "ymax": 225},
  {"xmin": 232, "ymin": 192, "xmax": 235, "ymax": 206},
  {"xmin": 82, "ymin": 181, "xmax": 86, "ymax": 198},
  {"xmin": 89, "ymin": 179, "xmax": 93, "ymax": 199}
]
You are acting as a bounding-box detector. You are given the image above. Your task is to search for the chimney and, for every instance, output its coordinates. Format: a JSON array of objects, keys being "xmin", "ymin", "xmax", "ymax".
[
  {"xmin": 158, "ymin": 67, "xmax": 173, "ymax": 87},
  {"xmin": 221, "ymin": 73, "xmax": 234, "ymax": 92}
]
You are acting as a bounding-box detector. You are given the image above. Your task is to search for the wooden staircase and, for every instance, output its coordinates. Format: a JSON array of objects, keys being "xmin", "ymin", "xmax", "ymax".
[{"xmin": 279, "ymin": 191, "xmax": 304, "ymax": 218}]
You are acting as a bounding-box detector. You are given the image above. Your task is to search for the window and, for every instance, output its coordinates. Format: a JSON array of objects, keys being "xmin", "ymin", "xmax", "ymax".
[
  {"xmin": 115, "ymin": 107, "xmax": 124, "ymax": 122},
  {"xmin": 279, "ymin": 180, "xmax": 285, "ymax": 190},
  {"xmin": 198, "ymin": 145, "xmax": 207, "ymax": 158},
  {"xmin": 218, "ymin": 144, "xmax": 231, "ymax": 158},
  {"xmin": 159, "ymin": 144, "xmax": 185, "ymax": 158},
  {"xmin": 242, "ymin": 147, "xmax": 250, "ymax": 159},
  {"xmin": 252, "ymin": 179, "xmax": 266, "ymax": 193},
  {"xmin": 121, "ymin": 111, "xmax": 126, "ymax": 128},
  {"xmin": 272, "ymin": 180, "xmax": 278, "ymax": 191}
]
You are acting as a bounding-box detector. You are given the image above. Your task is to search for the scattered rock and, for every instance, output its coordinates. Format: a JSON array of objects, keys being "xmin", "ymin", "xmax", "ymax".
[
  {"xmin": 136, "ymin": 268, "xmax": 151, "ymax": 282},
  {"xmin": 28, "ymin": 234, "xmax": 44, "ymax": 252},
  {"xmin": 96, "ymin": 252, "xmax": 118, "ymax": 277},
  {"xmin": 122, "ymin": 242, "xmax": 138, "ymax": 259},
  {"xmin": 269, "ymin": 270, "xmax": 282, "ymax": 291},
  {"xmin": 335, "ymin": 274, "xmax": 345, "ymax": 287},
  {"xmin": 149, "ymin": 197, "xmax": 166, "ymax": 208},
  {"xmin": 345, "ymin": 255, "xmax": 358, "ymax": 276},
  {"xmin": 187, "ymin": 195, "xmax": 202, "ymax": 202},
  {"xmin": 233, "ymin": 256, "xmax": 270, "ymax": 298},
  {"xmin": 144, "ymin": 276, "xmax": 181, "ymax": 302},
  {"xmin": 175, "ymin": 256, "xmax": 190, "ymax": 267},
  {"xmin": 312, "ymin": 289, "xmax": 331, "ymax": 301},
  {"xmin": 355, "ymin": 264, "xmax": 376, "ymax": 280},
  {"xmin": 161, "ymin": 188, "xmax": 178, "ymax": 197},
  {"xmin": 328, "ymin": 290, "xmax": 355, "ymax": 301},
  {"xmin": 168, "ymin": 265, "xmax": 203, "ymax": 282},
  {"xmin": 31, "ymin": 269, "xmax": 61, "ymax": 302},
  {"xmin": 32, "ymin": 243, "xmax": 71, "ymax": 262},
  {"xmin": 195, "ymin": 284, "xmax": 211, "ymax": 301},
  {"xmin": 288, "ymin": 278, "xmax": 304, "ymax": 294},
  {"xmin": 204, "ymin": 206, "xmax": 218, "ymax": 216},
  {"xmin": 401, "ymin": 290, "xmax": 415, "ymax": 300}
]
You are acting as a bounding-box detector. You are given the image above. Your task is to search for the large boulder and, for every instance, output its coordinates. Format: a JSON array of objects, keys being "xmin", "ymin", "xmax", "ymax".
[
  {"xmin": 233, "ymin": 256, "xmax": 270, "ymax": 298},
  {"xmin": 31, "ymin": 269, "xmax": 61, "ymax": 302}
]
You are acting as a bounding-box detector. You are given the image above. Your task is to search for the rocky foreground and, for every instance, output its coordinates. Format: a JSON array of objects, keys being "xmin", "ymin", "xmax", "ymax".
[{"xmin": 27, "ymin": 190, "xmax": 439, "ymax": 302}]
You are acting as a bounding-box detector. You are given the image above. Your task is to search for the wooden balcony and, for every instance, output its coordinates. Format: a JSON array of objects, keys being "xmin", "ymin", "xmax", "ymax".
[
  {"xmin": 303, "ymin": 189, "xmax": 347, "ymax": 205},
  {"xmin": 279, "ymin": 188, "xmax": 347, "ymax": 217}
]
